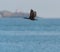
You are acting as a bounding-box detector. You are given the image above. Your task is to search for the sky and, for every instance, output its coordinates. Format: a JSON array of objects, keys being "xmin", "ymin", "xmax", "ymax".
[{"xmin": 0, "ymin": 0, "xmax": 60, "ymax": 18}]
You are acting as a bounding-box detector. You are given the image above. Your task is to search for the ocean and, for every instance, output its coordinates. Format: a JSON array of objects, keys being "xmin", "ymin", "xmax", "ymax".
[{"xmin": 0, "ymin": 17, "xmax": 60, "ymax": 52}]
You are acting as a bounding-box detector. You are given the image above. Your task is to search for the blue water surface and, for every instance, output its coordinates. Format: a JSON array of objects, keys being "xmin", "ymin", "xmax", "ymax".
[{"xmin": 0, "ymin": 17, "xmax": 60, "ymax": 52}]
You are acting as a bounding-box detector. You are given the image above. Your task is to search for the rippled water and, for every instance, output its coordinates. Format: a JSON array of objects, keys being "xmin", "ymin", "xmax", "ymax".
[{"xmin": 0, "ymin": 17, "xmax": 60, "ymax": 52}]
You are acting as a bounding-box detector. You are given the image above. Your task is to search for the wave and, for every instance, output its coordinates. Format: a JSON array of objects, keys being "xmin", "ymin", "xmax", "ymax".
[{"xmin": 0, "ymin": 30, "xmax": 60, "ymax": 35}]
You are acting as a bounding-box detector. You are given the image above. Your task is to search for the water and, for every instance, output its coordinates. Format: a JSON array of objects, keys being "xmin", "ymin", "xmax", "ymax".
[{"xmin": 0, "ymin": 17, "xmax": 60, "ymax": 52}]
